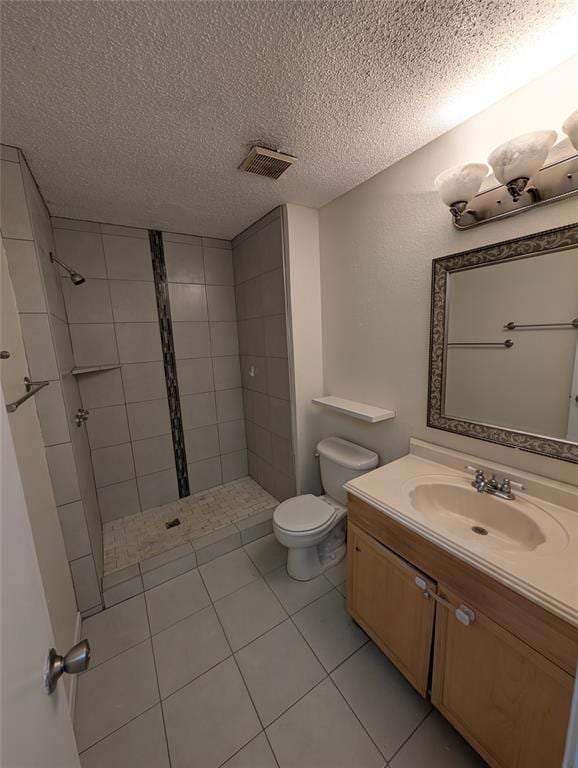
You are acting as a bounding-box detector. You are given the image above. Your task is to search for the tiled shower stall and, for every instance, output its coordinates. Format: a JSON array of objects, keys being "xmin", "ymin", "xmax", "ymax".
[{"xmin": 2, "ymin": 143, "xmax": 296, "ymax": 616}]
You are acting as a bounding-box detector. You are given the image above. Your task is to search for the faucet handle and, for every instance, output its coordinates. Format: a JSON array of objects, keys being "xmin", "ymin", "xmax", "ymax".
[
  {"xmin": 474, "ymin": 469, "xmax": 485, "ymax": 481},
  {"xmin": 500, "ymin": 478, "xmax": 511, "ymax": 494},
  {"xmin": 488, "ymin": 474, "xmax": 499, "ymax": 490}
]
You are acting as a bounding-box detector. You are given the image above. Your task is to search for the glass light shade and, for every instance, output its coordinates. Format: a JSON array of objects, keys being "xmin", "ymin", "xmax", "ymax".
[
  {"xmin": 434, "ymin": 163, "xmax": 488, "ymax": 206},
  {"xmin": 487, "ymin": 130, "xmax": 557, "ymax": 185},
  {"xmin": 562, "ymin": 109, "xmax": 578, "ymax": 151}
]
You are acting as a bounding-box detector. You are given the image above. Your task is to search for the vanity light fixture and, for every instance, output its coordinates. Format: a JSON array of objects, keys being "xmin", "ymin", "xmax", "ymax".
[
  {"xmin": 562, "ymin": 109, "xmax": 578, "ymax": 151},
  {"xmin": 433, "ymin": 163, "xmax": 488, "ymax": 222},
  {"xmin": 487, "ymin": 130, "xmax": 557, "ymax": 201},
  {"xmin": 435, "ymin": 111, "xmax": 578, "ymax": 230}
]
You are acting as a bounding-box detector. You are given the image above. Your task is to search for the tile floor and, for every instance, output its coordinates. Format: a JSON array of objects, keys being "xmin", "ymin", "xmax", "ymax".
[
  {"xmin": 103, "ymin": 477, "xmax": 278, "ymax": 574},
  {"xmin": 77, "ymin": 534, "xmax": 488, "ymax": 768}
]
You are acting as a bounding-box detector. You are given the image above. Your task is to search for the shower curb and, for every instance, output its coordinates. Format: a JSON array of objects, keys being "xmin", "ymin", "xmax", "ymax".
[{"xmin": 99, "ymin": 507, "xmax": 275, "ymax": 610}]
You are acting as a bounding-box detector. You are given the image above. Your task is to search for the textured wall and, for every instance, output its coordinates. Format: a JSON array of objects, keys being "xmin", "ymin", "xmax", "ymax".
[
  {"xmin": 318, "ymin": 59, "xmax": 578, "ymax": 487},
  {"xmin": 233, "ymin": 208, "xmax": 296, "ymax": 501}
]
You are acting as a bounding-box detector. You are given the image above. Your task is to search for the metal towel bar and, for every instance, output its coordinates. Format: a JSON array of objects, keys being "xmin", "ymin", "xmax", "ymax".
[
  {"xmin": 6, "ymin": 377, "xmax": 49, "ymax": 413},
  {"xmin": 504, "ymin": 318, "xmax": 578, "ymax": 330},
  {"xmin": 447, "ymin": 340, "xmax": 514, "ymax": 348}
]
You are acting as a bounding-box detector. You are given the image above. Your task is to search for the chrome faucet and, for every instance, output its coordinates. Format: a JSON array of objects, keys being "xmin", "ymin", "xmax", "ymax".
[{"xmin": 471, "ymin": 469, "xmax": 515, "ymax": 500}]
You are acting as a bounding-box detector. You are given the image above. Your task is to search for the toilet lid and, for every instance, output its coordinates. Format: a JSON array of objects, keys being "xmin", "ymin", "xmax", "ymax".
[{"xmin": 274, "ymin": 495, "xmax": 336, "ymax": 533}]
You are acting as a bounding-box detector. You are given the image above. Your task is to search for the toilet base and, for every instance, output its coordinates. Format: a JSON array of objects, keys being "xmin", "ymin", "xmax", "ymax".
[{"xmin": 286, "ymin": 521, "xmax": 347, "ymax": 581}]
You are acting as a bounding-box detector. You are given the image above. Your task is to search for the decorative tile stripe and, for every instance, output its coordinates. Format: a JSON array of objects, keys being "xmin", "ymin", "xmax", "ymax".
[{"xmin": 149, "ymin": 230, "xmax": 190, "ymax": 498}]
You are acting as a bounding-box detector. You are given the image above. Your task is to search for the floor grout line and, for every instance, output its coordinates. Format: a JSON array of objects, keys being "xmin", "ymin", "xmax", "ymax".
[
  {"xmin": 79, "ymin": 541, "xmax": 435, "ymax": 768},
  {"xmin": 142, "ymin": 584, "xmax": 174, "ymax": 768}
]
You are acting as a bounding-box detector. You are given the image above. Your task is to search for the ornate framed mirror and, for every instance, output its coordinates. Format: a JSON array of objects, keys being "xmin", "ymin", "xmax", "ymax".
[{"xmin": 428, "ymin": 223, "xmax": 578, "ymax": 463}]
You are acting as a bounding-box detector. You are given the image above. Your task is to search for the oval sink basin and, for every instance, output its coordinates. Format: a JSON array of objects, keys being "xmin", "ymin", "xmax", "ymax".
[{"xmin": 402, "ymin": 475, "xmax": 568, "ymax": 555}]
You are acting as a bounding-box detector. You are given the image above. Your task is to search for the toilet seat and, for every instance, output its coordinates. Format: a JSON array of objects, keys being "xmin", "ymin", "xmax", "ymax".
[{"xmin": 274, "ymin": 494, "xmax": 337, "ymax": 534}]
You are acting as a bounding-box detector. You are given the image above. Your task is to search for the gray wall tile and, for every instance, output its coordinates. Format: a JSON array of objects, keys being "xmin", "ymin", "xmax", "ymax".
[
  {"xmin": 169, "ymin": 283, "xmax": 207, "ymax": 321},
  {"xmin": 173, "ymin": 322, "xmax": 211, "ymax": 359},
  {"xmin": 216, "ymin": 388, "xmax": 244, "ymax": 423},
  {"xmin": 264, "ymin": 314, "xmax": 288, "ymax": 358},
  {"xmin": 164, "ymin": 241, "xmax": 204, "ymax": 283},
  {"xmin": 54, "ymin": 229, "xmax": 107, "ymax": 279},
  {"xmin": 181, "ymin": 392, "xmax": 217, "ymax": 430},
  {"xmin": 103, "ymin": 234, "xmax": 153, "ymax": 280},
  {"xmin": 203, "ymin": 247, "xmax": 233, "ymax": 286},
  {"xmin": 78, "ymin": 368, "xmax": 125, "ymax": 409},
  {"xmin": 110, "ymin": 280, "xmax": 158, "ymax": 322},
  {"xmin": 87, "ymin": 405, "xmax": 130, "ymax": 449},
  {"xmin": 266, "ymin": 356, "xmax": 290, "ymax": 400},
  {"xmin": 184, "ymin": 425, "xmax": 220, "ymax": 462},
  {"xmin": 137, "ymin": 468, "xmax": 179, "ymax": 509},
  {"xmin": 221, "ymin": 450, "xmax": 248, "ymax": 483},
  {"xmin": 132, "ymin": 434, "xmax": 175, "ymax": 477},
  {"xmin": 46, "ymin": 442, "xmax": 81, "ymax": 505},
  {"xmin": 5, "ymin": 238, "xmax": 46, "ymax": 312},
  {"xmin": 122, "ymin": 362, "xmax": 167, "ymax": 403},
  {"xmin": 20, "ymin": 313, "xmax": 59, "ymax": 380},
  {"xmin": 116, "ymin": 323, "xmax": 162, "ymax": 363},
  {"xmin": 176, "ymin": 357, "xmax": 214, "ymax": 395},
  {"xmin": 261, "ymin": 268, "xmax": 285, "ymax": 316},
  {"xmin": 0, "ymin": 159, "xmax": 33, "ymax": 238},
  {"xmin": 209, "ymin": 322, "xmax": 239, "ymax": 356},
  {"xmin": 69, "ymin": 323, "xmax": 119, "ymax": 367},
  {"xmin": 92, "ymin": 443, "xmax": 135, "ymax": 488},
  {"xmin": 61, "ymin": 277, "xmax": 113, "ymax": 323},
  {"xmin": 70, "ymin": 555, "xmax": 102, "ymax": 612},
  {"xmin": 218, "ymin": 420, "xmax": 246, "ymax": 454},
  {"xmin": 57, "ymin": 500, "xmax": 92, "ymax": 561},
  {"xmin": 187, "ymin": 456, "xmax": 222, "ymax": 494},
  {"xmin": 127, "ymin": 398, "xmax": 171, "ymax": 441},
  {"xmin": 212, "ymin": 356, "xmax": 241, "ymax": 391},
  {"xmin": 35, "ymin": 379, "xmax": 70, "ymax": 446},
  {"xmin": 97, "ymin": 478, "xmax": 140, "ymax": 522},
  {"xmin": 206, "ymin": 285, "xmax": 236, "ymax": 322}
]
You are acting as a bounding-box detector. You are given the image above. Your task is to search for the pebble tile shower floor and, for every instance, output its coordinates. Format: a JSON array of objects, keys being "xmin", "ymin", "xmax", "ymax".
[
  {"xmin": 103, "ymin": 477, "xmax": 278, "ymax": 575},
  {"xmin": 77, "ymin": 535, "xmax": 488, "ymax": 768}
]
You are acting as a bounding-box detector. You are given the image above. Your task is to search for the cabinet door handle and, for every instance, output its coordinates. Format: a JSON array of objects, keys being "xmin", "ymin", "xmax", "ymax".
[{"xmin": 414, "ymin": 576, "xmax": 475, "ymax": 626}]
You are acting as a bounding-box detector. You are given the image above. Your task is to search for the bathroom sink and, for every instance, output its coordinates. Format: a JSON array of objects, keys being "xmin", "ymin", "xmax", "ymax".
[{"xmin": 402, "ymin": 475, "xmax": 569, "ymax": 555}]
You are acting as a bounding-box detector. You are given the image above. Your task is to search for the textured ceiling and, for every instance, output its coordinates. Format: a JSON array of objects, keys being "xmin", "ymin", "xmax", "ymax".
[{"xmin": 1, "ymin": 0, "xmax": 575, "ymax": 238}]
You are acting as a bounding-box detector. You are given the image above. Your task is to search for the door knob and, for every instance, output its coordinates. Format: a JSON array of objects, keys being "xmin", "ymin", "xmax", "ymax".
[{"xmin": 44, "ymin": 639, "xmax": 91, "ymax": 694}]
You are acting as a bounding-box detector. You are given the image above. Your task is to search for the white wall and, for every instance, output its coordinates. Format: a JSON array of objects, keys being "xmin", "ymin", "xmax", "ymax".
[
  {"xmin": 318, "ymin": 57, "xmax": 578, "ymax": 486},
  {"xmin": 283, "ymin": 204, "xmax": 324, "ymax": 495}
]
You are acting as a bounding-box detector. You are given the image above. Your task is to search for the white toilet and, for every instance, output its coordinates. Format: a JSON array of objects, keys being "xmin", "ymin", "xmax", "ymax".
[{"xmin": 273, "ymin": 437, "xmax": 378, "ymax": 581}]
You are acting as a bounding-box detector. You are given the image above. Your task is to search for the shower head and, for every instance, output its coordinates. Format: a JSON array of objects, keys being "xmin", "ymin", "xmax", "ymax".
[{"xmin": 50, "ymin": 253, "xmax": 86, "ymax": 286}]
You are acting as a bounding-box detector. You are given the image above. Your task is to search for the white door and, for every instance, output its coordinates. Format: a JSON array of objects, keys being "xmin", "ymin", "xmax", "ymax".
[
  {"xmin": 1, "ymin": 390, "xmax": 81, "ymax": 767},
  {"xmin": 567, "ymin": 336, "xmax": 578, "ymax": 442}
]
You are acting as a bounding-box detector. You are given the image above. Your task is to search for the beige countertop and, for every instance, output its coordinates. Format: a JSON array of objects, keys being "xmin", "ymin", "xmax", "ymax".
[{"xmin": 345, "ymin": 439, "xmax": 578, "ymax": 626}]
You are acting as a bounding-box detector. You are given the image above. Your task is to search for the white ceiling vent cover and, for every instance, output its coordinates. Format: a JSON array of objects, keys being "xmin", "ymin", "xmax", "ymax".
[{"xmin": 239, "ymin": 146, "xmax": 296, "ymax": 179}]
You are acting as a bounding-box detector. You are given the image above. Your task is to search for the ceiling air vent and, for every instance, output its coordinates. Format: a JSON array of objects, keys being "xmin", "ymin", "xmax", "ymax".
[{"xmin": 239, "ymin": 146, "xmax": 296, "ymax": 180}]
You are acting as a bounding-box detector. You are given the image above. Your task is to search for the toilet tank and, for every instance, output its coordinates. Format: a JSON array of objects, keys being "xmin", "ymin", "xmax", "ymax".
[{"xmin": 317, "ymin": 437, "xmax": 379, "ymax": 504}]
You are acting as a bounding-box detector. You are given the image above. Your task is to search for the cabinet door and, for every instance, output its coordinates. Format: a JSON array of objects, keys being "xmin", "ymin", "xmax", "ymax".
[
  {"xmin": 347, "ymin": 522, "xmax": 435, "ymax": 695},
  {"xmin": 432, "ymin": 585, "xmax": 573, "ymax": 768}
]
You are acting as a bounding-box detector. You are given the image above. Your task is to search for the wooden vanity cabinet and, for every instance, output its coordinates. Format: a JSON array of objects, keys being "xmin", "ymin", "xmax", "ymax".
[
  {"xmin": 432, "ymin": 585, "xmax": 573, "ymax": 768},
  {"xmin": 347, "ymin": 495, "xmax": 577, "ymax": 768},
  {"xmin": 347, "ymin": 523, "xmax": 435, "ymax": 695}
]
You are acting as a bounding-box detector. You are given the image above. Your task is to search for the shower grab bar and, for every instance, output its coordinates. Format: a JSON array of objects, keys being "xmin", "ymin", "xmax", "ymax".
[
  {"xmin": 504, "ymin": 318, "xmax": 578, "ymax": 330},
  {"xmin": 6, "ymin": 377, "xmax": 49, "ymax": 413},
  {"xmin": 447, "ymin": 340, "xmax": 513, "ymax": 348}
]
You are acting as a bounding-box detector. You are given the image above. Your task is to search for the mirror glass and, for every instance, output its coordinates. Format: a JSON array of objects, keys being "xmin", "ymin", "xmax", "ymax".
[{"xmin": 443, "ymin": 248, "xmax": 578, "ymax": 442}]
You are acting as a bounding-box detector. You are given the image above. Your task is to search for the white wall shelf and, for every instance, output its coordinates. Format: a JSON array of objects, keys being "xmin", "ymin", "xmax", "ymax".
[
  {"xmin": 312, "ymin": 396, "xmax": 395, "ymax": 423},
  {"xmin": 71, "ymin": 364, "xmax": 120, "ymax": 376}
]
